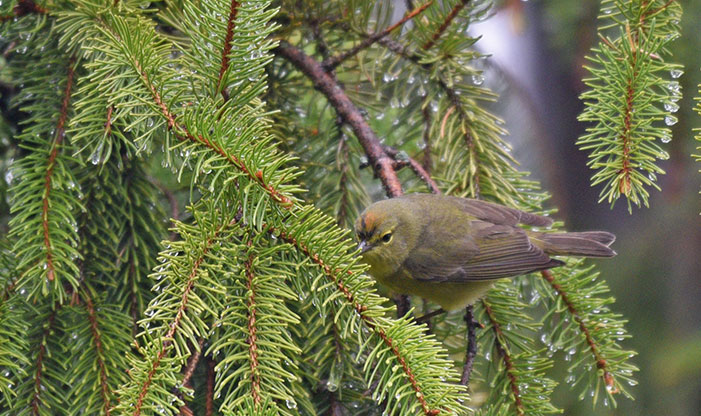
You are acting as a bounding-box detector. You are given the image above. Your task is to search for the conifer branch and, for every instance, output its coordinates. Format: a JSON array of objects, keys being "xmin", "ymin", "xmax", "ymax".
[
  {"xmin": 541, "ymin": 270, "xmax": 618, "ymax": 394},
  {"xmin": 41, "ymin": 56, "xmax": 76, "ymax": 282},
  {"xmin": 82, "ymin": 290, "xmax": 113, "ymax": 415},
  {"xmin": 275, "ymin": 42, "xmax": 403, "ymax": 198},
  {"xmin": 131, "ymin": 220, "xmax": 235, "ymax": 416},
  {"xmin": 422, "ymin": 0, "xmax": 471, "ymax": 50},
  {"xmin": 31, "ymin": 308, "xmax": 58, "ymax": 415},
  {"xmin": 128, "ymin": 58, "xmax": 293, "ymax": 207},
  {"xmin": 322, "ymin": 1, "xmax": 433, "ymax": 71},
  {"xmin": 271, "ymin": 224, "xmax": 443, "ymax": 416},
  {"xmin": 243, "ymin": 241, "xmax": 262, "ymax": 408},
  {"xmin": 217, "ymin": 0, "xmax": 240, "ymax": 100},
  {"xmin": 578, "ymin": 0, "xmax": 682, "ymax": 210},
  {"xmin": 482, "ymin": 300, "xmax": 525, "ymax": 416}
]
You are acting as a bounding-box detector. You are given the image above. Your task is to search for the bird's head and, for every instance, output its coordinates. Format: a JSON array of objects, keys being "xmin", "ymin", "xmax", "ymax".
[{"xmin": 354, "ymin": 199, "xmax": 418, "ymax": 272}]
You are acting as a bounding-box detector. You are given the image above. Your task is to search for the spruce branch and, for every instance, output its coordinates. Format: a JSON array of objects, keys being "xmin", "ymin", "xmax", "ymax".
[
  {"xmin": 217, "ymin": 0, "xmax": 241, "ymax": 100},
  {"xmin": 381, "ymin": 144, "xmax": 441, "ymax": 194},
  {"xmin": 268, "ymin": 216, "xmax": 467, "ymax": 415},
  {"xmin": 124, "ymin": 217, "xmax": 235, "ymax": 416},
  {"xmin": 482, "ymin": 300, "xmax": 525, "ymax": 416},
  {"xmin": 422, "ymin": 0, "xmax": 471, "ymax": 50},
  {"xmin": 541, "ymin": 270, "xmax": 616, "ymax": 393},
  {"xmin": 321, "ymin": 0, "xmax": 433, "ymax": 71},
  {"xmin": 8, "ymin": 46, "xmax": 82, "ymax": 303},
  {"xmin": 31, "ymin": 308, "xmax": 58, "ymax": 415},
  {"xmin": 100, "ymin": 23, "xmax": 293, "ymax": 207},
  {"xmin": 243, "ymin": 239, "xmax": 263, "ymax": 408},
  {"xmin": 82, "ymin": 290, "xmax": 113, "ymax": 415},
  {"xmin": 535, "ymin": 261, "xmax": 637, "ymax": 406},
  {"xmin": 460, "ymin": 306, "xmax": 478, "ymax": 387},
  {"xmin": 578, "ymin": 0, "xmax": 683, "ymax": 211},
  {"xmin": 40, "ymin": 56, "xmax": 76, "ymax": 284}
]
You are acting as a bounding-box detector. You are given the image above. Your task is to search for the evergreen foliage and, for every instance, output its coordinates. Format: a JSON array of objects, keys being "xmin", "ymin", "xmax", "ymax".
[
  {"xmin": 577, "ymin": 0, "xmax": 683, "ymax": 211},
  {"xmin": 0, "ymin": 0, "xmax": 654, "ymax": 415}
]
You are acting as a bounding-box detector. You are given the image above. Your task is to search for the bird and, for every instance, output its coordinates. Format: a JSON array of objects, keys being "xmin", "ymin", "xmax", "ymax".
[{"xmin": 355, "ymin": 193, "xmax": 616, "ymax": 311}]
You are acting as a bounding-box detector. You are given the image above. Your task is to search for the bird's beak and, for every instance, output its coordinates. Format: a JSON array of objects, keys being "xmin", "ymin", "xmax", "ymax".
[{"xmin": 358, "ymin": 240, "xmax": 370, "ymax": 254}]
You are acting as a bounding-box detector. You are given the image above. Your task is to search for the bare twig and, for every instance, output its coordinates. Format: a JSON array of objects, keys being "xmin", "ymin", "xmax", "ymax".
[
  {"xmin": 382, "ymin": 145, "xmax": 440, "ymax": 194},
  {"xmin": 275, "ymin": 42, "xmax": 403, "ymax": 198},
  {"xmin": 460, "ymin": 306, "xmax": 478, "ymax": 386}
]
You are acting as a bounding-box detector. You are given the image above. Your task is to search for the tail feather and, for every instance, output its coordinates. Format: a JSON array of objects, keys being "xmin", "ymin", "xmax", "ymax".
[{"xmin": 538, "ymin": 231, "xmax": 616, "ymax": 258}]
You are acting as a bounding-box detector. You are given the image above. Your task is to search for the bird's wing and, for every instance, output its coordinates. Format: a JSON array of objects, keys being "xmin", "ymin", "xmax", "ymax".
[
  {"xmin": 454, "ymin": 198, "xmax": 553, "ymax": 227},
  {"xmin": 406, "ymin": 223, "xmax": 562, "ymax": 282}
]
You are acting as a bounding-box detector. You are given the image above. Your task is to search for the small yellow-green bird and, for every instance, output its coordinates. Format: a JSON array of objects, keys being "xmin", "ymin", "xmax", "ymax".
[{"xmin": 355, "ymin": 194, "xmax": 616, "ymax": 311}]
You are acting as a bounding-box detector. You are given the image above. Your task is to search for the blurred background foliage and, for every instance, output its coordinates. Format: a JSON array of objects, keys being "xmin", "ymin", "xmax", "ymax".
[{"xmin": 0, "ymin": 0, "xmax": 698, "ymax": 415}]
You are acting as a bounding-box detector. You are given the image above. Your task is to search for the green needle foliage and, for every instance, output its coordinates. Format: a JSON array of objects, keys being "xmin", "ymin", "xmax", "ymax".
[
  {"xmin": 0, "ymin": 0, "xmax": 644, "ymax": 415},
  {"xmin": 578, "ymin": 0, "xmax": 683, "ymax": 211}
]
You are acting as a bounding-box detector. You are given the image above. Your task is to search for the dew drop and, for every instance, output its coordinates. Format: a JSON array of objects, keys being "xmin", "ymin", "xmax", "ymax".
[
  {"xmin": 664, "ymin": 102, "xmax": 679, "ymax": 113},
  {"xmin": 670, "ymin": 69, "xmax": 683, "ymax": 79},
  {"xmin": 664, "ymin": 115, "xmax": 678, "ymax": 126}
]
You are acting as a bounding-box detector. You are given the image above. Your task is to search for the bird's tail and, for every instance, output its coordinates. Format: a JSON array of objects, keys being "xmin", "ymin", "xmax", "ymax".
[{"xmin": 536, "ymin": 231, "xmax": 616, "ymax": 258}]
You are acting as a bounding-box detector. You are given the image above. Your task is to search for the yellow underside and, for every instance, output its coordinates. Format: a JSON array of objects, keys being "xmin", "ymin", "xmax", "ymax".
[{"xmin": 376, "ymin": 272, "xmax": 497, "ymax": 311}]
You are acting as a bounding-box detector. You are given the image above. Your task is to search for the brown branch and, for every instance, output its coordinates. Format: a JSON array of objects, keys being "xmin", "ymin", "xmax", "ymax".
[
  {"xmin": 83, "ymin": 291, "xmax": 113, "ymax": 415},
  {"xmin": 541, "ymin": 270, "xmax": 618, "ymax": 394},
  {"xmin": 31, "ymin": 309, "xmax": 58, "ymax": 415},
  {"xmin": 205, "ymin": 357, "xmax": 215, "ymax": 416},
  {"xmin": 276, "ymin": 42, "xmax": 402, "ymax": 198},
  {"xmin": 460, "ymin": 306, "xmax": 478, "ymax": 386},
  {"xmin": 422, "ymin": 0, "xmax": 471, "ymax": 50},
  {"xmin": 42, "ymin": 57, "xmax": 76, "ymax": 281},
  {"xmin": 270, "ymin": 225, "xmax": 440, "ymax": 416},
  {"xmin": 217, "ymin": 0, "xmax": 240, "ymax": 101},
  {"xmin": 243, "ymin": 240, "xmax": 262, "ymax": 407},
  {"xmin": 322, "ymin": 1, "xmax": 433, "ymax": 70},
  {"xmin": 181, "ymin": 338, "xmax": 206, "ymax": 389},
  {"xmin": 178, "ymin": 338, "xmax": 205, "ymax": 415},
  {"xmin": 382, "ymin": 145, "xmax": 440, "ymax": 194},
  {"xmin": 482, "ymin": 300, "xmax": 524, "ymax": 416}
]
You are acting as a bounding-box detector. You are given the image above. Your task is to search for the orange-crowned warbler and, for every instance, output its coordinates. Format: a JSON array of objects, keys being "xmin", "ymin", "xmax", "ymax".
[{"xmin": 355, "ymin": 194, "xmax": 615, "ymax": 311}]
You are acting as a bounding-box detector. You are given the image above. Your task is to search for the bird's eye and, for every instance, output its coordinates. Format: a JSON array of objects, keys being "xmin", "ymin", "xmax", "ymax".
[{"xmin": 381, "ymin": 233, "xmax": 392, "ymax": 243}]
